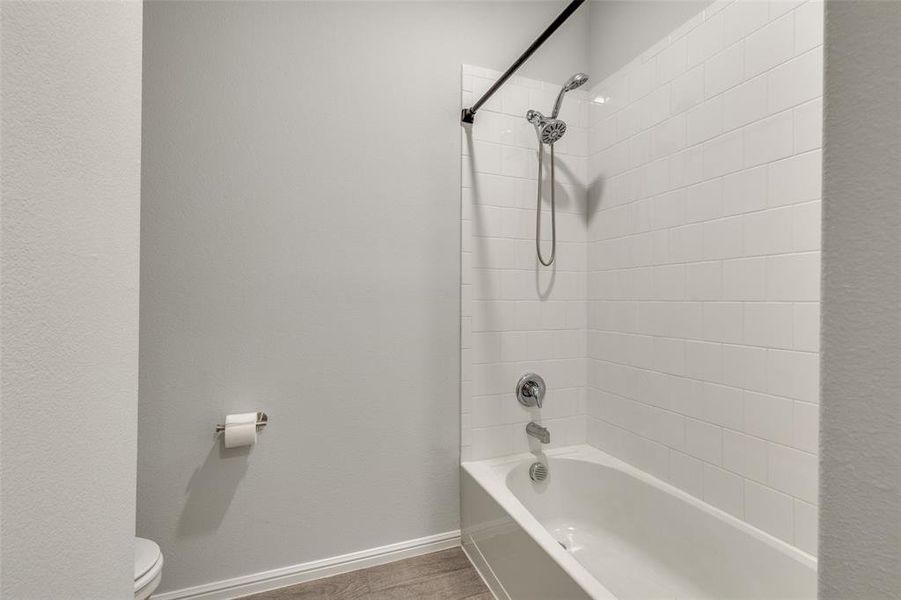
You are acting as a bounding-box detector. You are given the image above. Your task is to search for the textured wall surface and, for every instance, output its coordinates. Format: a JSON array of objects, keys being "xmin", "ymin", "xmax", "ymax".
[
  {"xmin": 139, "ymin": 1, "xmax": 587, "ymax": 594},
  {"xmin": 0, "ymin": 2, "xmax": 143, "ymax": 598},
  {"xmin": 585, "ymin": 0, "xmax": 823, "ymax": 555},
  {"xmin": 461, "ymin": 66, "xmax": 589, "ymax": 461},
  {"xmin": 819, "ymin": 0, "xmax": 901, "ymax": 597}
]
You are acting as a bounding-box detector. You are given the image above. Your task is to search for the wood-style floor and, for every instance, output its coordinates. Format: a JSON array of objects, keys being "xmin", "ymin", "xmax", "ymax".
[{"xmin": 239, "ymin": 547, "xmax": 492, "ymax": 600}]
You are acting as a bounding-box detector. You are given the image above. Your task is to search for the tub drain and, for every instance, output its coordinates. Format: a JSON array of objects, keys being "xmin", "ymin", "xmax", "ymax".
[{"xmin": 529, "ymin": 462, "xmax": 548, "ymax": 482}]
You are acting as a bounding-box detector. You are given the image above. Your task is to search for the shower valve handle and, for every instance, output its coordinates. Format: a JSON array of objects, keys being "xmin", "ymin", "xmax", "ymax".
[{"xmin": 516, "ymin": 373, "xmax": 546, "ymax": 409}]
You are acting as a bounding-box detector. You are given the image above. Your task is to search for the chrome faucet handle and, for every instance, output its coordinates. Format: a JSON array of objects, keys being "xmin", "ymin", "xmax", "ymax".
[
  {"xmin": 516, "ymin": 373, "xmax": 546, "ymax": 408},
  {"xmin": 524, "ymin": 382, "xmax": 542, "ymax": 407}
]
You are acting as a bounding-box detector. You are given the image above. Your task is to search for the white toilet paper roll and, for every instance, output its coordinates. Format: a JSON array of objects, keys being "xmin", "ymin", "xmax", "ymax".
[{"xmin": 223, "ymin": 412, "xmax": 257, "ymax": 448}]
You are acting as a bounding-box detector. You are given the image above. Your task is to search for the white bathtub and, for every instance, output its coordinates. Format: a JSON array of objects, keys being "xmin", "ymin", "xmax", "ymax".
[{"xmin": 462, "ymin": 445, "xmax": 816, "ymax": 600}]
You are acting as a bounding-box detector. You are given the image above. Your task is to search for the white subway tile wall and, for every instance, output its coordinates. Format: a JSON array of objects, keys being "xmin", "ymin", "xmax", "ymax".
[
  {"xmin": 460, "ymin": 0, "xmax": 821, "ymax": 558},
  {"xmin": 586, "ymin": 0, "xmax": 822, "ymax": 555},
  {"xmin": 461, "ymin": 65, "xmax": 589, "ymax": 463}
]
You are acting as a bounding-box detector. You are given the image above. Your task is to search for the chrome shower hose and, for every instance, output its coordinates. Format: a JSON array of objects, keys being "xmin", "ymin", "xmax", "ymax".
[{"xmin": 536, "ymin": 143, "xmax": 556, "ymax": 267}]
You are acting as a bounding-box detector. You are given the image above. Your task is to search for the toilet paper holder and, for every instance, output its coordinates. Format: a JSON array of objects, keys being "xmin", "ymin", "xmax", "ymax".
[{"xmin": 215, "ymin": 412, "xmax": 268, "ymax": 434}]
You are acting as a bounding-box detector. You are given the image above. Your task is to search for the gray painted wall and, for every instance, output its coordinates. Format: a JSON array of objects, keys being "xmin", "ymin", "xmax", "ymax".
[
  {"xmin": 138, "ymin": 1, "xmax": 587, "ymax": 593},
  {"xmin": 589, "ymin": 0, "xmax": 714, "ymax": 81},
  {"xmin": 819, "ymin": 1, "xmax": 901, "ymax": 597},
  {"xmin": 0, "ymin": 2, "xmax": 143, "ymax": 598}
]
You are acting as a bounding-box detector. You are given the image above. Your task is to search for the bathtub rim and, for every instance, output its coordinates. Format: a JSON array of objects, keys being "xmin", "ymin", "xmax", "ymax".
[{"xmin": 462, "ymin": 444, "xmax": 817, "ymax": 599}]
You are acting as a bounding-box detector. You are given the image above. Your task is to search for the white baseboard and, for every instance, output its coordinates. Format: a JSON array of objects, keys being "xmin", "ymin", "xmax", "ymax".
[{"xmin": 152, "ymin": 530, "xmax": 461, "ymax": 600}]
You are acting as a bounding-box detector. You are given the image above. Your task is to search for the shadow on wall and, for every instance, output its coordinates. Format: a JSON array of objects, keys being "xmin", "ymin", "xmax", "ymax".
[
  {"xmin": 542, "ymin": 150, "xmax": 578, "ymax": 213},
  {"xmin": 536, "ymin": 262, "xmax": 557, "ymax": 300},
  {"xmin": 585, "ymin": 175, "xmax": 606, "ymax": 228},
  {"xmin": 177, "ymin": 440, "xmax": 250, "ymax": 536}
]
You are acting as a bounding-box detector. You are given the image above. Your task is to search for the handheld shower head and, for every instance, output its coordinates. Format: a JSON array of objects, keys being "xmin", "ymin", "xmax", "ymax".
[
  {"xmin": 526, "ymin": 71, "xmax": 590, "ymax": 269},
  {"xmin": 551, "ymin": 72, "xmax": 590, "ymax": 118},
  {"xmin": 525, "ymin": 73, "xmax": 589, "ymax": 145},
  {"xmin": 564, "ymin": 72, "xmax": 590, "ymax": 91}
]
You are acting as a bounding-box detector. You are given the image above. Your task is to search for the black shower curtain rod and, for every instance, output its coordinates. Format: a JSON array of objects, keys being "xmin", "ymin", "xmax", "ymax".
[{"xmin": 460, "ymin": 0, "xmax": 585, "ymax": 125}]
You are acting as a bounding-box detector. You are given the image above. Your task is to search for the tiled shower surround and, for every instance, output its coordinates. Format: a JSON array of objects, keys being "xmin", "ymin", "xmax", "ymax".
[
  {"xmin": 461, "ymin": 65, "xmax": 590, "ymax": 463},
  {"xmin": 461, "ymin": 0, "xmax": 822, "ymax": 556}
]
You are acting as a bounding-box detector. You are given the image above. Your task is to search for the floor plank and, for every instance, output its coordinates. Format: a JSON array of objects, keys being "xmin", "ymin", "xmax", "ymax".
[
  {"xmin": 241, "ymin": 571, "xmax": 369, "ymax": 600},
  {"xmin": 239, "ymin": 547, "xmax": 490, "ymax": 600},
  {"xmin": 365, "ymin": 548, "xmax": 473, "ymax": 592},
  {"xmin": 368, "ymin": 567, "xmax": 489, "ymax": 600}
]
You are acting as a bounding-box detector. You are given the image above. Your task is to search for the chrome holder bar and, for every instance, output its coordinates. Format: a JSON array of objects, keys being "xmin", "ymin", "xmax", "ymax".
[{"xmin": 215, "ymin": 412, "xmax": 268, "ymax": 434}]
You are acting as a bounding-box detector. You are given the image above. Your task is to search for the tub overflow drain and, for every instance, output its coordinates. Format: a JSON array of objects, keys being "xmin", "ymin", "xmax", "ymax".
[{"xmin": 529, "ymin": 462, "xmax": 548, "ymax": 482}]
